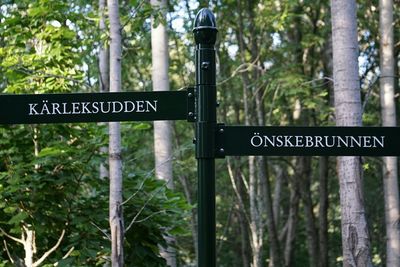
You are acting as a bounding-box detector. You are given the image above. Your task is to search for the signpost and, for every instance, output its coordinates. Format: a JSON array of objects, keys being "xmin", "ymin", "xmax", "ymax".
[
  {"xmin": 1, "ymin": 8, "xmax": 400, "ymax": 267},
  {"xmin": 193, "ymin": 8, "xmax": 218, "ymax": 267}
]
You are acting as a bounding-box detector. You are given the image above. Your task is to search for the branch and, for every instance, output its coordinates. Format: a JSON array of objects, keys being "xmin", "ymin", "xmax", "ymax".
[
  {"xmin": 226, "ymin": 158, "xmax": 250, "ymax": 225},
  {"xmin": 90, "ymin": 221, "xmax": 111, "ymax": 241},
  {"xmin": 53, "ymin": 246, "xmax": 75, "ymax": 266},
  {"xmin": 3, "ymin": 239, "xmax": 15, "ymax": 264},
  {"xmin": 61, "ymin": 246, "xmax": 75, "ymax": 260},
  {"xmin": 0, "ymin": 227, "xmax": 24, "ymax": 244},
  {"xmin": 125, "ymin": 180, "xmax": 169, "ymax": 233},
  {"xmin": 122, "ymin": 155, "xmax": 173, "ymax": 206},
  {"xmin": 362, "ymin": 74, "xmax": 379, "ymax": 114},
  {"xmin": 217, "ymin": 56, "xmax": 263, "ymax": 86},
  {"xmin": 33, "ymin": 229, "xmax": 65, "ymax": 267},
  {"xmin": 127, "ymin": 210, "xmax": 166, "ymax": 226}
]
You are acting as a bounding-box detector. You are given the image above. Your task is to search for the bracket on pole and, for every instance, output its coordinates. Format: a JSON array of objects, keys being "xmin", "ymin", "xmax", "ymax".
[{"xmin": 186, "ymin": 86, "xmax": 196, "ymax": 122}]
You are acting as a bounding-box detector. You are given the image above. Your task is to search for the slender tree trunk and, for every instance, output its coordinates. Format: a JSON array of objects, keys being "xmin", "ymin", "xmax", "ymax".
[
  {"xmin": 255, "ymin": 102, "xmax": 282, "ymax": 266},
  {"xmin": 150, "ymin": 1, "xmax": 176, "ymax": 266},
  {"xmin": 379, "ymin": 1, "xmax": 400, "ymax": 266},
  {"xmin": 284, "ymin": 179, "xmax": 299, "ymax": 267},
  {"xmin": 150, "ymin": 0, "xmax": 173, "ymax": 190},
  {"xmin": 108, "ymin": 0, "xmax": 124, "ymax": 265},
  {"xmin": 99, "ymin": 0, "xmax": 109, "ymax": 180},
  {"xmin": 227, "ymin": 157, "xmax": 251, "ymax": 267},
  {"xmin": 331, "ymin": 1, "xmax": 373, "ymax": 266},
  {"xmin": 178, "ymin": 173, "xmax": 198, "ymax": 262},
  {"xmin": 238, "ymin": 210, "xmax": 251, "ymax": 267},
  {"xmin": 297, "ymin": 157, "xmax": 319, "ymax": 267},
  {"xmin": 318, "ymin": 156, "xmax": 329, "ymax": 267}
]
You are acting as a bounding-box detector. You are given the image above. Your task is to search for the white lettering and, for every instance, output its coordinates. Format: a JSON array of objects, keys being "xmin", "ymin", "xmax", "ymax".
[
  {"xmin": 92, "ymin": 102, "xmax": 99, "ymax": 113},
  {"xmin": 124, "ymin": 101, "xmax": 135, "ymax": 112},
  {"xmin": 284, "ymin": 136, "xmax": 294, "ymax": 147},
  {"xmin": 72, "ymin": 102, "xmax": 80, "ymax": 114},
  {"xmin": 363, "ymin": 136, "xmax": 372, "ymax": 147},
  {"xmin": 29, "ymin": 103, "xmax": 39, "ymax": 115},
  {"xmin": 373, "ymin": 136, "xmax": 384, "ymax": 148},
  {"xmin": 136, "ymin": 101, "xmax": 145, "ymax": 112},
  {"xmin": 264, "ymin": 135, "xmax": 275, "ymax": 147},
  {"xmin": 295, "ymin": 136, "xmax": 304, "ymax": 147},
  {"xmin": 62, "ymin": 103, "xmax": 71, "ymax": 114},
  {"xmin": 350, "ymin": 136, "xmax": 361, "ymax": 147},
  {"xmin": 52, "ymin": 103, "xmax": 61, "ymax": 114},
  {"xmin": 276, "ymin": 135, "xmax": 284, "ymax": 147},
  {"xmin": 315, "ymin": 136, "xmax": 324, "ymax": 147},
  {"xmin": 325, "ymin": 136, "xmax": 335, "ymax": 147},
  {"xmin": 112, "ymin": 101, "xmax": 123, "ymax": 113},
  {"xmin": 337, "ymin": 136, "xmax": 348, "ymax": 147},
  {"xmin": 100, "ymin": 102, "xmax": 111, "ymax": 113},
  {"xmin": 81, "ymin": 102, "xmax": 91, "ymax": 114},
  {"xmin": 305, "ymin": 136, "xmax": 313, "ymax": 147},
  {"xmin": 40, "ymin": 101, "xmax": 50, "ymax": 115},
  {"xmin": 251, "ymin": 133, "xmax": 262, "ymax": 147},
  {"xmin": 146, "ymin": 100, "xmax": 157, "ymax": 112}
]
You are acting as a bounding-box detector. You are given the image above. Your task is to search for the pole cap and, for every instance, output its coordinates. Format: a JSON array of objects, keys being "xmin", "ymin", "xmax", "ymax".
[{"xmin": 193, "ymin": 8, "xmax": 218, "ymax": 45}]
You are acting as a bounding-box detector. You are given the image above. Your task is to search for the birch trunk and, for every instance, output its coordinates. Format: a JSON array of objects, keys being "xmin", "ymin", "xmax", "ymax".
[
  {"xmin": 23, "ymin": 226, "xmax": 35, "ymax": 267},
  {"xmin": 108, "ymin": 0, "xmax": 124, "ymax": 265},
  {"xmin": 330, "ymin": 1, "xmax": 373, "ymax": 266},
  {"xmin": 99, "ymin": 0, "xmax": 109, "ymax": 180},
  {"xmin": 379, "ymin": 0, "xmax": 400, "ymax": 265},
  {"xmin": 150, "ymin": 1, "xmax": 176, "ymax": 266}
]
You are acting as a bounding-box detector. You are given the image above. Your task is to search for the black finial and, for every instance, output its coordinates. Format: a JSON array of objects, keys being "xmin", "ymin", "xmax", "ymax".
[{"xmin": 193, "ymin": 8, "xmax": 218, "ymax": 45}]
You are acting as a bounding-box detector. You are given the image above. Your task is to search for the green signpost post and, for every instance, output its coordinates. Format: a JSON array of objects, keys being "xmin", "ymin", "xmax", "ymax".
[
  {"xmin": 1, "ymin": 8, "xmax": 400, "ymax": 267},
  {"xmin": 193, "ymin": 9, "xmax": 218, "ymax": 267}
]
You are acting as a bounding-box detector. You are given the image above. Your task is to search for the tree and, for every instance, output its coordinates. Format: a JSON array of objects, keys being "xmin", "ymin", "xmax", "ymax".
[
  {"xmin": 330, "ymin": 0, "xmax": 373, "ymax": 266},
  {"xmin": 108, "ymin": 0, "xmax": 124, "ymax": 265},
  {"xmin": 379, "ymin": 0, "xmax": 400, "ymax": 265},
  {"xmin": 99, "ymin": 0, "xmax": 109, "ymax": 180},
  {"xmin": 150, "ymin": 0, "xmax": 176, "ymax": 266}
]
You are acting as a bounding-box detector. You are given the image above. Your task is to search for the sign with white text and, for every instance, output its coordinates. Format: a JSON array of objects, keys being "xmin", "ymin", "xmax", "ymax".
[
  {"xmin": 0, "ymin": 91, "xmax": 191, "ymax": 124},
  {"xmin": 215, "ymin": 125, "xmax": 400, "ymax": 156}
]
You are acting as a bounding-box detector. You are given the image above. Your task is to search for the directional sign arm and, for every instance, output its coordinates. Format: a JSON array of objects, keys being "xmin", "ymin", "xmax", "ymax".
[
  {"xmin": 0, "ymin": 90, "xmax": 194, "ymax": 124},
  {"xmin": 215, "ymin": 125, "xmax": 400, "ymax": 156}
]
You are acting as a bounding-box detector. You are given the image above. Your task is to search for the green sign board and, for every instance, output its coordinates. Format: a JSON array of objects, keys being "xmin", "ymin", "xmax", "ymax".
[
  {"xmin": 215, "ymin": 125, "xmax": 400, "ymax": 156},
  {"xmin": 0, "ymin": 90, "xmax": 193, "ymax": 124}
]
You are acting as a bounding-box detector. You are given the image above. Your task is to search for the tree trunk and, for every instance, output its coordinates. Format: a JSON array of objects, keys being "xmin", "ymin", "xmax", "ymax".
[
  {"xmin": 297, "ymin": 157, "xmax": 319, "ymax": 267},
  {"xmin": 150, "ymin": 1, "xmax": 176, "ymax": 266},
  {"xmin": 284, "ymin": 179, "xmax": 299, "ymax": 267},
  {"xmin": 331, "ymin": 1, "xmax": 373, "ymax": 266},
  {"xmin": 23, "ymin": 226, "xmax": 35, "ymax": 267},
  {"xmin": 318, "ymin": 156, "xmax": 329, "ymax": 267},
  {"xmin": 99, "ymin": 0, "xmax": 109, "ymax": 180},
  {"xmin": 379, "ymin": 0, "xmax": 400, "ymax": 266},
  {"xmin": 108, "ymin": 0, "xmax": 124, "ymax": 265}
]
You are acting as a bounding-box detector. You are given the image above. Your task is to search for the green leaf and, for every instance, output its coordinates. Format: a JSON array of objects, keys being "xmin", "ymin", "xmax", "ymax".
[
  {"xmin": 133, "ymin": 122, "xmax": 152, "ymax": 130},
  {"xmin": 38, "ymin": 147, "xmax": 63, "ymax": 157},
  {"xmin": 8, "ymin": 212, "xmax": 28, "ymax": 225}
]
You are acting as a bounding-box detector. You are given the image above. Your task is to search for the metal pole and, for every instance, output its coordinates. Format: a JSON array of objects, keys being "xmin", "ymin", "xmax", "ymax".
[{"xmin": 193, "ymin": 8, "xmax": 218, "ymax": 267}]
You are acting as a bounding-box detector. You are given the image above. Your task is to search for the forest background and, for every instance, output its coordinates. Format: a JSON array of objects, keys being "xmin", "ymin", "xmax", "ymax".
[{"xmin": 0, "ymin": 0, "xmax": 399, "ymax": 266}]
